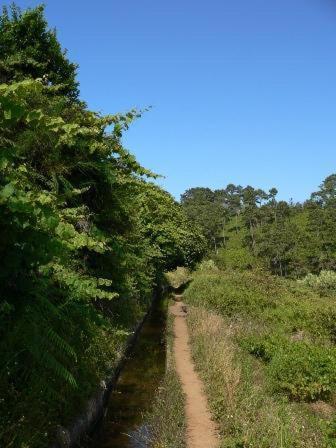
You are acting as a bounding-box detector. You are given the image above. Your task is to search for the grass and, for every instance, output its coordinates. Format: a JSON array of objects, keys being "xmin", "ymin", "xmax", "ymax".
[
  {"xmin": 136, "ymin": 310, "xmax": 186, "ymax": 448},
  {"xmin": 187, "ymin": 306, "xmax": 331, "ymax": 447},
  {"xmin": 183, "ymin": 266, "xmax": 336, "ymax": 447}
]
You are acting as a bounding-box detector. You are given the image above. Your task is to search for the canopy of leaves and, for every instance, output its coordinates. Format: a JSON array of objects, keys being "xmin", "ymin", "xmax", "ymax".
[
  {"xmin": 181, "ymin": 187, "xmax": 226, "ymax": 250},
  {"xmin": 0, "ymin": 4, "xmax": 79, "ymax": 100}
]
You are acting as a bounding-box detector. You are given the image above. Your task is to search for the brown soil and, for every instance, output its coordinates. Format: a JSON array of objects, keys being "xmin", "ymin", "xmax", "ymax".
[{"xmin": 170, "ymin": 301, "xmax": 219, "ymax": 448}]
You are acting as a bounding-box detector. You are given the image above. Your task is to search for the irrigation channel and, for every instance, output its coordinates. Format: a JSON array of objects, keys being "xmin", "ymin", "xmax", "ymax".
[{"xmin": 88, "ymin": 296, "xmax": 167, "ymax": 448}]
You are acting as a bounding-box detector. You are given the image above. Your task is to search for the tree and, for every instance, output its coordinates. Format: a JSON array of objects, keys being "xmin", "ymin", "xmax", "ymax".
[
  {"xmin": 140, "ymin": 183, "xmax": 206, "ymax": 272},
  {"xmin": 306, "ymin": 175, "xmax": 336, "ymax": 271},
  {"xmin": 215, "ymin": 184, "xmax": 243, "ymax": 235},
  {"xmin": 0, "ymin": 4, "xmax": 79, "ymax": 100},
  {"xmin": 241, "ymin": 186, "xmax": 267, "ymax": 252},
  {"xmin": 255, "ymin": 220, "xmax": 301, "ymax": 276},
  {"xmin": 311, "ymin": 174, "xmax": 336, "ymax": 205},
  {"xmin": 181, "ymin": 187, "xmax": 226, "ymax": 251},
  {"xmin": 0, "ymin": 6, "xmax": 207, "ymax": 446}
]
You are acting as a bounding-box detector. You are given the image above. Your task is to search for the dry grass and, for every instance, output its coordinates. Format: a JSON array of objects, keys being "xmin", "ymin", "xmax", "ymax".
[{"xmin": 187, "ymin": 306, "xmax": 327, "ymax": 448}]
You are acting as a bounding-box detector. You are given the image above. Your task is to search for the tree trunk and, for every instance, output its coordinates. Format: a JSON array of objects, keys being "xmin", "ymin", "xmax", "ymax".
[
  {"xmin": 222, "ymin": 218, "xmax": 226, "ymax": 247},
  {"xmin": 213, "ymin": 237, "xmax": 218, "ymax": 254}
]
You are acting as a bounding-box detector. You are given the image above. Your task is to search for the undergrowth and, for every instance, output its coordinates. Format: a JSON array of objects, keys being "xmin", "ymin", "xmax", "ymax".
[
  {"xmin": 184, "ymin": 266, "xmax": 336, "ymax": 446},
  {"xmin": 187, "ymin": 306, "xmax": 334, "ymax": 447}
]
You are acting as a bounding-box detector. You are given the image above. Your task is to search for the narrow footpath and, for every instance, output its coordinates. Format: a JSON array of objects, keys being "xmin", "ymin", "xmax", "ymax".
[{"xmin": 170, "ymin": 300, "xmax": 219, "ymax": 448}]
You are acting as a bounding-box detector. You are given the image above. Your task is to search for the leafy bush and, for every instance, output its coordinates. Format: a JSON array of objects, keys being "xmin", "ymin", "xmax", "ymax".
[
  {"xmin": 316, "ymin": 309, "xmax": 336, "ymax": 343},
  {"xmin": 214, "ymin": 247, "xmax": 256, "ymax": 271},
  {"xmin": 185, "ymin": 267, "xmax": 336, "ymax": 407},
  {"xmin": 184, "ymin": 269, "xmax": 280, "ymax": 317},
  {"xmin": 300, "ymin": 270, "xmax": 336, "ymax": 293},
  {"xmin": 187, "ymin": 306, "xmax": 327, "ymax": 448},
  {"xmin": 242, "ymin": 335, "xmax": 281, "ymax": 363},
  {"xmin": 165, "ymin": 266, "xmax": 191, "ymax": 290},
  {"xmin": 197, "ymin": 259, "xmax": 219, "ymax": 272},
  {"xmin": 268, "ymin": 342, "xmax": 336, "ymax": 401},
  {"xmin": 245, "ymin": 332, "xmax": 336, "ymax": 402}
]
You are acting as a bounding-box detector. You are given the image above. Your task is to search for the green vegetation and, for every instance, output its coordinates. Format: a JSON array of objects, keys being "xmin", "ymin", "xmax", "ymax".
[
  {"xmin": 184, "ymin": 266, "xmax": 336, "ymax": 446},
  {"xmin": 2, "ymin": 4, "xmax": 336, "ymax": 448},
  {"xmin": 184, "ymin": 267, "xmax": 336, "ymax": 401},
  {"xmin": 187, "ymin": 306, "xmax": 330, "ymax": 448},
  {"xmin": 164, "ymin": 266, "xmax": 191, "ymax": 290},
  {"xmin": 300, "ymin": 270, "xmax": 336, "ymax": 293},
  {"xmin": 181, "ymin": 175, "xmax": 336, "ymax": 278},
  {"xmin": 137, "ymin": 312, "xmax": 186, "ymax": 448},
  {"xmin": 0, "ymin": 5, "xmax": 204, "ymax": 447},
  {"xmin": 0, "ymin": 4, "xmax": 79, "ymax": 99},
  {"xmin": 181, "ymin": 168, "xmax": 336, "ymax": 445}
]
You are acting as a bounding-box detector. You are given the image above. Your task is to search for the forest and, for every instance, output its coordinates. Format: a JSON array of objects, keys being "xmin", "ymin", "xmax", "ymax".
[
  {"xmin": 181, "ymin": 177, "xmax": 336, "ymax": 278},
  {"xmin": 1, "ymin": 4, "xmax": 336, "ymax": 448}
]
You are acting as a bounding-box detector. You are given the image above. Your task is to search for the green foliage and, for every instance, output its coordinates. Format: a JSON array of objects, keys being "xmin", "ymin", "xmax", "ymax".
[
  {"xmin": 182, "ymin": 177, "xmax": 336, "ymax": 443},
  {"xmin": 181, "ymin": 176, "xmax": 336, "ymax": 278},
  {"xmin": 187, "ymin": 306, "xmax": 329, "ymax": 448},
  {"xmin": 0, "ymin": 4, "xmax": 79, "ymax": 100},
  {"xmin": 165, "ymin": 266, "xmax": 191, "ymax": 290},
  {"xmin": 244, "ymin": 334, "xmax": 336, "ymax": 401},
  {"xmin": 184, "ymin": 268, "xmax": 278, "ymax": 317},
  {"xmin": 300, "ymin": 270, "xmax": 336, "ymax": 293},
  {"xmin": 181, "ymin": 187, "xmax": 226, "ymax": 251},
  {"xmin": 139, "ymin": 183, "xmax": 206, "ymax": 273},
  {"xmin": 197, "ymin": 259, "xmax": 219, "ymax": 272},
  {"xmin": 214, "ymin": 247, "xmax": 256, "ymax": 271},
  {"xmin": 269, "ymin": 342, "xmax": 336, "ymax": 401},
  {"xmin": 0, "ymin": 5, "xmax": 205, "ymax": 446},
  {"xmin": 184, "ymin": 268, "xmax": 336, "ymax": 403},
  {"xmin": 242, "ymin": 334, "xmax": 280, "ymax": 363}
]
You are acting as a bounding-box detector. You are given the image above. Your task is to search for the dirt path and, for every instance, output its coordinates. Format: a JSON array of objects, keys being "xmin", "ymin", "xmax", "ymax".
[{"xmin": 170, "ymin": 301, "xmax": 219, "ymax": 448}]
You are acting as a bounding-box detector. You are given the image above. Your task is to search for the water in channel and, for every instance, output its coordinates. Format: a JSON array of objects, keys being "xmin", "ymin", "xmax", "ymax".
[{"xmin": 89, "ymin": 297, "xmax": 167, "ymax": 448}]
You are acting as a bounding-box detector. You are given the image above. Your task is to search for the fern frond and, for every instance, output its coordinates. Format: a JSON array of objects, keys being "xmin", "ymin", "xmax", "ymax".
[{"xmin": 46, "ymin": 328, "xmax": 77, "ymax": 361}]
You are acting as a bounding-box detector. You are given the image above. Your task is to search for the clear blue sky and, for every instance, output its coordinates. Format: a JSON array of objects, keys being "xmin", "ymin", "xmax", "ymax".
[{"xmin": 7, "ymin": 0, "xmax": 336, "ymax": 202}]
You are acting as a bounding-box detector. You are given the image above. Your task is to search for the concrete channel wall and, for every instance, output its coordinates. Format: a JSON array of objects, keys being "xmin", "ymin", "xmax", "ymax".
[{"xmin": 49, "ymin": 287, "xmax": 166, "ymax": 448}]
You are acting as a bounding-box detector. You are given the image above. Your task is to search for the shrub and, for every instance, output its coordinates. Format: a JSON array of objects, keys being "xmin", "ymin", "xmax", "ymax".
[
  {"xmin": 184, "ymin": 269, "xmax": 279, "ymax": 317},
  {"xmin": 268, "ymin": 342, "xmax": 336, "ymax": 401},
  {"xmin": 165, "ymin": 266, "xmax": 191, "ymax": 290},
  {"xmin": 317, "ymin": 309, "xmax": 336, "ymax": 343},
  {"xmin": 214, "ymin": 247, "xmax": 256, "ymax": 271},
  {"xmin": 242, "ymin": 335, "xmax": 281, "ymax": 363},
  {"xmin": 300, "ymin": 270, "xmax": 336, "ymax": 293},
  {"xmin": 197, "ymin": 259, "xmax": 219, "ymax": 272}
]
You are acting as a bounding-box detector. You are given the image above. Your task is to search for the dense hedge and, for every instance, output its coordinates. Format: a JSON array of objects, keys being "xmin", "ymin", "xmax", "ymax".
[{"xmin": 0, "ymin": 5, "xmax": 206, "ymax": 446}]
